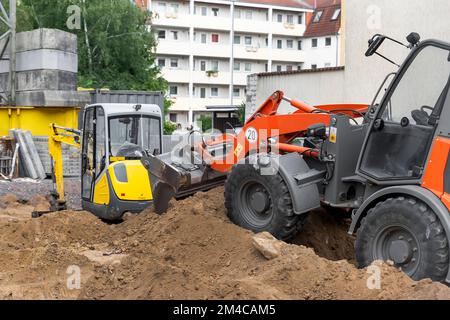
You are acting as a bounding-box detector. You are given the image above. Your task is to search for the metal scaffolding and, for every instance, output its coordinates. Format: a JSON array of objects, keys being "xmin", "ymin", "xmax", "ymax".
[{"xmin": 0, "ymin": 0, "xmax": 16, "ymax": 105}]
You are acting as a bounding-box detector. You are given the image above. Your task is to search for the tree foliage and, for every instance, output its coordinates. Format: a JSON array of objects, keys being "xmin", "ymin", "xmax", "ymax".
[{"xmin": 17, "ymin": 0, "xmax": 167, "ymax": 91}]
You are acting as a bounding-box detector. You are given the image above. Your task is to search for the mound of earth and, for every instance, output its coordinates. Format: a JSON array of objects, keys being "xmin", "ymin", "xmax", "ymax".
[{"xmin": 0, "ymin": 188, "xmax": 449, "ymax": 300}]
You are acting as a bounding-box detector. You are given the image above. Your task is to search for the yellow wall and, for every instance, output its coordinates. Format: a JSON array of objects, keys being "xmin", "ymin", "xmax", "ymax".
[{"xmin": 0, "ymin": 107, "xmax": 80, "ymax": 136}]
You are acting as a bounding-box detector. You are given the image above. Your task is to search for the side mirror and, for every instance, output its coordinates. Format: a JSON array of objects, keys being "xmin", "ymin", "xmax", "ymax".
[{"xmin": 365, "ymin": 35, "xmax": 386, "ymax": 57}]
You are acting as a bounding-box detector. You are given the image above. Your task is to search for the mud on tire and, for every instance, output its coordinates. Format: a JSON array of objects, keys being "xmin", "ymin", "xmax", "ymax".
[
  {"xmin": 224, "ymin": 163, "xmax": 307, "ymax": 241},
  {"xmin": 355, "ymin": 196, "xmax": 449, "ymax": 282}
]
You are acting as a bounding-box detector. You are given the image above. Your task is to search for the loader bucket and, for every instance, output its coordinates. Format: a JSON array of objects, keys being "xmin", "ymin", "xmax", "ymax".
[{"xmin": 141, "ymin": 152, "xmax": 227, "ymax": 214}]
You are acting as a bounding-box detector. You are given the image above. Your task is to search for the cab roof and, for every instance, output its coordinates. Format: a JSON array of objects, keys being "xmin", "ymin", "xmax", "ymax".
[{"xmin": 86, "ymin": 103, "xmax": 162, "ymax": 118}]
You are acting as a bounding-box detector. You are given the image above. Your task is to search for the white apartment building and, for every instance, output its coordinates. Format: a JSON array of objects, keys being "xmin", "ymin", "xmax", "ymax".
[{"xmin": 136, "ymin": 0, "xmax": 341, "ymax": 129}]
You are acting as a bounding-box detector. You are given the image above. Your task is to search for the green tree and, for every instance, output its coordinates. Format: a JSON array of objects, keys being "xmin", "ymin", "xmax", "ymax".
[
  {"xmin": 198, "ymin": 115, "xmax": 212, "ymax": 132},
  {"xmin": 236, "ymin": 102, "xmax": 246, "ymax": 124}
]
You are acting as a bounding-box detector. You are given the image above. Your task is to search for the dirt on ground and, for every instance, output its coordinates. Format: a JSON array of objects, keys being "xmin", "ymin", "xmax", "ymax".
[{"xmin": 0, "ymin": 188, "xmax": 450, "ymax": 300}]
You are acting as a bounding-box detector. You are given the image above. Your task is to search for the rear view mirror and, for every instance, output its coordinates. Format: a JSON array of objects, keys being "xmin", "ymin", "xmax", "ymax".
[{"xmin": 366, "ymin": 35, "xmax": 386, "ymax": 57}]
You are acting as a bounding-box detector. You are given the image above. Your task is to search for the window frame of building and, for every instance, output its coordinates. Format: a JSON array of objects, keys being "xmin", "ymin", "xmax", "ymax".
[
  {"xmin": 171, "ymin": 31, "xmax": 178, "ymax": 40},
  {"xmin": 211, "ymin": 60, "xmax": 219, "ymax": 72},
  {"xmin": 200, "ymin": 88, "xmax": 206, "ymax": 99},
  {"xmin": 201, "ymin": 33, "xmax": 207, "ymax": 44},
  {"xmin": 201, "ymin": 6, "xmax": 207, "ymax": 16},
  {"xmin": 157, "ymin": 58, "xmax": 165, "ymax": 67},
  {"xmin": 276, "ymin": 65, "xmax": 282, "ymax": 72},
  {"xmin": 234, "ymin": 35, "xmax": 241, "ymax": 45},
  {"xmin": 211, "ymin": 87, "xmax": 219, "ymax": 97},
  {"xmin": 298, "ymin": 40, "xmax": 302, "ymax": 50},
  {"xmin": 235, "ymin": 9, "xmax": 241, "ymax": 19},
  {"xmin": 313, "ymin": 11, "xmax": 323, "ymax": 23},
  {"xmin": 244, "ymin": 62, "xmax": 251, "ymax": 72},
  {"xmin": 311, "ymin": 64, "xmax": 318, "ymax": 70},
  {"xmin": 287, "ymin": 39, "xmax": 294, "ymax": 49},
  {"xmin": 287, "ymin": 15, "xmax": 294, "ymax": 24},
  {"xmin": 233, "ymin": 62, "xmax": 240, "ymax": 71},
  {"xmin": 312, "ymin": 38, "xmax": 318, "ymax": 48},
  {"xmin": 286, "ymin": 65, "xmax": 293, "ymax": 72},
  {"xmin": 324, "ymin": 62, "xmax": 332, "ymax": 67},
  {"xmin": 168, "ymin": 3, "xmax": 179, "ymax": 14},
  {"xmin": 244, "ymin": 36, "xmax": 252, "ymax": 46},
  {"xmin": 331, "ymin": 8, "xmax": 341, "ymax": 21},
  {"xmin": 157, "ymin": 2, "xmax": 166, "ymax": 13},
  {"xmin": 277, "ymin": 39, "xmax": 283, "ymax": 49},
  {"xmin": 325, "ymin": 37, "xmax": 332, "ymax": 46},
  {"xmin": 200, "ymin": 60, "xmax": 206, "ymax": 71},
  {"xmin": 169, "ymin": 113, "xmax": 177, "ymax": 123},
  {"xmin": 169, "ymin": 85, "xmax": 178, "ymax": 96},
  {"xmin": 277, "ymin": 14, "xmax": 283, "ymax": 23},
  {"xmin": 298, "ymin": 14, "xmax": 303, "ymax": 24},
  {"xmin": 170, "ymin": 58, "xmax": 178, "ymax": 68},
  {"xmin": 245, "ymin": 10, "xmax": 252, "ymax": 20},
  {"xmin": 212, "ymin": 8, "xmax": 219, "ymax": 17},
  {"xmin": 211, "ymin": 33, "xmax": 219, "ymax": 43},
  {"xmin": 157, "ymin": 30, "xmax": 166, "ymax": 39},
  {"xmin": 233, "ymin": 88, "xmax": 240, "ymax": 97}
]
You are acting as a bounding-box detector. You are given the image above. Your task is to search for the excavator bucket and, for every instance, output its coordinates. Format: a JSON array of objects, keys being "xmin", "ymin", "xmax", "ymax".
[{"xmin": 141, "ymin": 151, "xmax": 227, "ymax": 214}]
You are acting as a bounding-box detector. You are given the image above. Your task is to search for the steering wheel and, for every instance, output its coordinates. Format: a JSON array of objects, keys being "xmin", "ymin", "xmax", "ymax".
[{"xmin": 411, "ymin": 106, "xmax": 432, "ymax": 126}]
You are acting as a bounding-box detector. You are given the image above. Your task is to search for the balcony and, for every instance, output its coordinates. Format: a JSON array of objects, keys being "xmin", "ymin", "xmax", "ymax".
[
  {"xmin": 271, "ymin": 22, "xmax": 306, "ymax": 37},
  {"xmin": 156, "ymin": 40, "xmax": 191, "ymax": 56},
  {"xmin": 161, "ymin": 68, "xmax": 248, "ymax": 87},
  {"xmin": 151, "ymin": 12, "xmax": 190, "ymax": 29},
  {"xmin": 170, "ymin": 97, "xmax": 244, "ymax": 112}
]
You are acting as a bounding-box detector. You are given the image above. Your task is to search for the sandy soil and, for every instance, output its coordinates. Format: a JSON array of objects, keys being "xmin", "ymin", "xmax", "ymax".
[{"xmin": 0, "ymin": 188, "xmax": 449, "ymax": 300}]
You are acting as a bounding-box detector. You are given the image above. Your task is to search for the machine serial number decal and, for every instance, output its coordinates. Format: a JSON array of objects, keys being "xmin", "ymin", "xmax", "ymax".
[
  {"xmin": 245, "ymin": 127, "xmax": 258, "ymax": 144},
  {"xmin": 234, "ymin": 144, "xmax": 243, "ymax": 157}
]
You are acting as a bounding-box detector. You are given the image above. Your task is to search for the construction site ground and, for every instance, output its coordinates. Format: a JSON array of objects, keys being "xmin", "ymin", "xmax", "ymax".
[{"xmin": 1, "ymin": 180, "xmax": 450, "ymax": 300}]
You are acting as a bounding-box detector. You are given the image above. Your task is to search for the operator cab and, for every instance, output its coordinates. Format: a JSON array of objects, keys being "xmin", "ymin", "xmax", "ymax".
[
  {"xmin": 357, "ymin": 35, "xmax": 450, "ymax": 183},
  {"xmin": 81, "ymin": 103, "xmax": 163, "ymax": 220}
]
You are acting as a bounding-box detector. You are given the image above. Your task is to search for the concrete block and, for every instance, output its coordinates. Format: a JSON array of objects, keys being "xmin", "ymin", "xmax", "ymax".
[
  {"xmin": 16, "ymin": 28, "xmax": 77, "ymax": 54},
  {"xmin": 0, "ymin": 70, "xmax": 77, "ymax": 92},
  {"xmin": 15, "ymin": 90, "xmax": 91, "ymax": 107},
  {"xmin": 0, "ymin": 49, "xmax": 78, "ymax": 73}
]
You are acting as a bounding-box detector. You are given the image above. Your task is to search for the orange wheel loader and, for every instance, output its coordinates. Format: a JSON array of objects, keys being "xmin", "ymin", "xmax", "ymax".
[{"xmin": 142, "ymin": 33, "xmax": 450, "ymax": 283}]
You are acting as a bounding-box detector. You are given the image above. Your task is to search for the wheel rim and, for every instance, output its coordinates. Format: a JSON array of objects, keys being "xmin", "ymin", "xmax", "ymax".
[
  {"xmin": 373, "ymin": 225, "xmax": 421, "ymax": 276},
  {"xmin": 237, "ymin": 179, "xmax": 273, "ymax": 229}
]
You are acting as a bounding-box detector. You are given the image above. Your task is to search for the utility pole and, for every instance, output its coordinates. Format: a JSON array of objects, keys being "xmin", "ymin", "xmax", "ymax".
[{"xmin": 229, "ymin": 0, "xmax": 235, "ymax": 108}]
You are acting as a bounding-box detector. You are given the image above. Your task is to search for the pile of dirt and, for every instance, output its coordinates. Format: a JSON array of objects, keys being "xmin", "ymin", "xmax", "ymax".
[{"xmin": 0, "ymin": 188, "xmax": 450, "ymax": 300}]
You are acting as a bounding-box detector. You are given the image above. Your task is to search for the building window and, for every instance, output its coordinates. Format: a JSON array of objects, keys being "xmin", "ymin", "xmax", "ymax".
[
  {"xmin": 212, "ymin": 8, "xmax": 219, "ymax": 16},
  {"xmin": 245, "ymin": 63, "xmax": 251, "ymax": 72},
  {"xmin": 233, "ymin": 88, "xmax": 240, "ymax": 97},
  {"xmin": 171, "ymin": 31, "xmax": 178, "ymax": 40},
  {"xmin": 311, "ymin": 64, "xmax": 318, "ymax": 69},
  {"xmin": 287, "ymin": 15, "xmax": 294, "ymax": 24},
  {"xmin": 200, "ymin": 88, "xmax": 206, "ymax": 98},
  {"xmin": 200, "ymin": 60, "xmax": 206, "ymax": 71},
  {"xmin": 234, "ymin": 35, "xmax": 241, "ymax": 45},
  {"xmin": 201, "ymin": 7, "xmax": 207, "ymax": 16},
  {"xmin": 298, "ymin": 14, "xmax": 303, "ymax": 24},
  {"xmin": 324, "ymin": 62, "xmax": 332, "ymax": 67},
  {"xmin": 297, "ymin": 64, "xmax": 303, "ymax": 71},
  {"xmin": 157, "ymin": 2, "xmax": 166, "ymax": 13},
  {"xmin": 211, "ymin": 60, "xmax": 219, "ymax": 71},
  {"xmin": 265, "ymin": 38, "xmax": 268, "ymax": 47},
  {"xmin": 168, "ymin": 3, "xmax": 179, "ymax": 14},
  {"xmin": 201, "ymin": 33, "xmax": 207, "ymax": 44},
  {"xmin": 265, "ymin": 64, "xmax": 268, "ymax": 72},
  {"xmin": 212, "ymin": 34, "xmax": 219, "ymax": 43},
  {"xmin": 325, "ymin": 37, "xmax": 332, "ymax": 46},
  {"xmin": 245, "ymin": 10, "xmax": 252, "ymax": 19},
  {"xmin": 286, "ymin": 65, "xmax": 293, "ymax": 72},
  {"xmin": 244, "ymin": 36, "xmax": 252, "ymax": 46},
  {"xmin": 313, "ymin": 11, "xmax": 323, "ymax": 23},
  {"xmin": 276, "ymin": 65, "xmax": 282, "ymax": 72},
  {"xmin": 287, "ymin": 40, "xmax": 293, "ymax": 49},
  {"xmin": 331, "ymin": 8, "xmax": 341, "ymax": 21},
  {"xmin": 277, "ymin": 40, "xmax": 282, "ymax": 49},
  {"xmin": 235, "ymin": 9, "xmax": 241, "ymax": 19},
  {"xmin": 312, "ymin": 38, "xmax": 318, "ymax": 48},
  {"xmin": 211, "ymin": 87, "xmax": 219, "ymax": 97},
  {"xmin": 298, "ymin": 40, "xmax": 302, "ymax": 50},
  {"xmin": 157, "ymin": 30, "xmax": 166, "ymax": 39},
  {"xmin": 169, "ymin": 86, "xmax": 178, "ymax": 95},
  {"xmin": 169, "ymin": 113, "xmax": 177, "ymax": 123},
  {"xmin": 276, "ymin": 14, "xmax": 283, "ymax": 23},
  {"xmin": 157, "ymin": 58, "xmax": 165, "ymax": 67},
  {"xmin": 233, "ymin": 62, "xmax": 240, "ymax": 71},
  {"xmin": 170, "ymin": 58, "xmax": 178, "ymax": 68}
]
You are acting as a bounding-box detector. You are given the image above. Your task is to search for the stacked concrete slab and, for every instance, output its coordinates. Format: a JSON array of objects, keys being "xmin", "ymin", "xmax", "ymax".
[{"xmin": 0, "ymin": 28, "xmax": 90, "ymax": 106}]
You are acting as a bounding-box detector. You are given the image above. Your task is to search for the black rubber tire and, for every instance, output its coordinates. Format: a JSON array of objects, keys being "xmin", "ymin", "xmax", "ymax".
[
  {"xmin": 224, "ymin": 163, "xmax": 307, "ymax": 241},
  {"xmin": 355, "ymin": 197, "xmax": 449, "ymax": 282}
]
